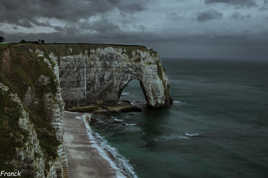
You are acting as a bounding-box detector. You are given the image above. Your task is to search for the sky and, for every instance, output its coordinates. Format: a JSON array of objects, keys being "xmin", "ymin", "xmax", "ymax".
[{"xmin": 0, "ymin": 0, "xmax": 268, "ymax": 59}]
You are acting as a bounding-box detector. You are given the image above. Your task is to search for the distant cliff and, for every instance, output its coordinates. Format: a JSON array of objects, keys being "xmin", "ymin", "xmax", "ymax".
[
  {"xmin": 57, "ymin": 44, "xmax": 172, "ymax": 108},
  {"xmin": 0, "ymin": 43, "xmax": 172, "ymax": 177}
]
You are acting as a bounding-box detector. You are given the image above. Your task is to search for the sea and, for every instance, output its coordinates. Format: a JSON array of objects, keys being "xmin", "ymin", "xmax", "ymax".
[{"xmin": 93, "ymin": 58, "xmax": 268, "ymax": 178}]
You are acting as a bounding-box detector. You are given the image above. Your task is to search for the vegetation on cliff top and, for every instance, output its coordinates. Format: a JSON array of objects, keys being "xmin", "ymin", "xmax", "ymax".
[
  {"xmin": 0, "ymin": 89, "xmax": 30, "ymax": 175},
  {"xmin": 0, "ymin": 42, "xmax": 157, "ymax": 59}
]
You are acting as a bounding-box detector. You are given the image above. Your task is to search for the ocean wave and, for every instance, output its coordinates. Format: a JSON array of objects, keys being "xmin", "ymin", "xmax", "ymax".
[
  {"xmin": 184, "ymin": 132, "xmax": 200, "ymax": 137},
  {"xmin": 114, "ymin": 118, "xmax": 124, "ymax": 123},
  {"xmin": 155, "ymin": 135, "xmax": 190, "ymax": 142},
  {"xmin": 95, "ymin": 132, "xmax": 138, "ymax": 178},
  {"xmin": 82, "ymin": 114, "xmax": 138, "ymax": 178},
  {"xmin": 155, "ymin": 132, "xmax": 201, "ymax": 142},
  {"xmin": 125, "ymin": 123, "xmax": 137, "ymax": 127},
  {"xmin": 173, "ymin": 100, "xmax": 184, "ymax": 104},
  {"xmin": 121, "ymin": 92, "xmax": 129, "ymax": 96},
  {"xmin": 112, "ymin": 116, "xmax": 136, "ymax": 127}
]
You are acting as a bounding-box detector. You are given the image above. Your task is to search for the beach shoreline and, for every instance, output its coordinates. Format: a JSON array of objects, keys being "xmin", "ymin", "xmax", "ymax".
[{"xmin": 63, "ymin": 111, "xmax": 137, "ymax": 178}]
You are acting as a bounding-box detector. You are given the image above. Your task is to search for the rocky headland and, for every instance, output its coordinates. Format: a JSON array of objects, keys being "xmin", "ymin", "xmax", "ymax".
[{"xmin": 0, "ymin": 43, "xmax": 172, "ymax": 178}]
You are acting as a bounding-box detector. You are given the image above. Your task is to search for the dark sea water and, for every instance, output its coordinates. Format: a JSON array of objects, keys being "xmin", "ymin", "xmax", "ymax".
[{"xmin": 96, "ymin": 59, "xmax": 268, "ymax": 178}]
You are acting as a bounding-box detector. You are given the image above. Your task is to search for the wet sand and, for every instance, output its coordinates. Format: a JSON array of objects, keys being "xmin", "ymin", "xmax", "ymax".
[{"xmin": 63, "ymin": 111, "xmax": 117, "ymax": 178}]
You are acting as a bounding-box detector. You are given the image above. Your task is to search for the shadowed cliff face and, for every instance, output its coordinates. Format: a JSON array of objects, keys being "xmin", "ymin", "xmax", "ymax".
[
  {"xmin": 0, "ymin": 44, "xmax": 65, "ymax": 178},
  {"xmin": 58, "ymin": 45, "xmax": 172, "ymax": 108}
]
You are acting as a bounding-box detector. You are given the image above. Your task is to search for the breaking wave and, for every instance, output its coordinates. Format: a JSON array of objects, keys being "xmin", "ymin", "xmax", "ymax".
[{"xmin": 82, "ymin": 114, "xmax": 138, "ymax": 178}]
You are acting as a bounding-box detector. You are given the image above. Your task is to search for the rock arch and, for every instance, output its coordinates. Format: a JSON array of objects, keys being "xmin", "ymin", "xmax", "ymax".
[{"xmin": 59, "ymin": 46, "xmax": 172, "ymax": 108}]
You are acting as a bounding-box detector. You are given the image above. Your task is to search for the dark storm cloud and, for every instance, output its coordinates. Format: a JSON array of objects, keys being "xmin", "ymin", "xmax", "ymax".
[
  {"xmin": 197, "ymin": 9, "xmax": 223, "ymax": 22},
  {"xmin": 1, "ymin": 0, "xmax": 268, "ymax": 60},
  {"xmin": 205, "ymin": 0, "xmax": 257, "ymax": 8},
  {"xmin": 57, "ymin": 18, "xmax": 122, "ymax": 35},
  {"xmin": 231, "ymin": 12, "xmax": 251, "ymax": 20},
  {"xmin": 0, "ymin": 0, "xmax": 146, "ymax": 27},
  {"xmin": 5, "ymin": 25, "xmax": 268, "ymax": 48},
  {"xmin": 2, "ymin": 23, "xmax": 268, "ymax": 60},
  {"xmin": 119, "ymin": 3, "xmax": 145, "ymax": 13},
  {"xmin": 260, "ymin": 0, "xmax": 268, "ymax": 10}
]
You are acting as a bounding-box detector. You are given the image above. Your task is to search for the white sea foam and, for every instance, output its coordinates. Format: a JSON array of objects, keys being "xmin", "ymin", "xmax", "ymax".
[
  {"xmin": 94, "ymin": 132, "xmax": 138, "ymax": 178},
  {"xmin": 185, "ymin": 132, "xmax": 200, "ymax": 137},
  {"xmin": 173, "ymin": 100, "xmax": 183, "ymax": 104},
  {"xmin": 154, "ymin": 132, "xmax": 201, "ymax": 142},
  {"xmin": 125, "ymin": 123, "xmax": 137, "ymax": 127},
  {"xmin": 82, "ymin": 114, "xmax": 138, "ymax": 178},
  {"xmin": 121, "ymin": 92, "xmax": 129, "ymax": 96},
  {"xmin": 114, "ymin": 118, "xmax": 124, "ymax": 122},
  {"xmin": 156, "ymin": 135, "xmax": 190, "ymax": 142}
]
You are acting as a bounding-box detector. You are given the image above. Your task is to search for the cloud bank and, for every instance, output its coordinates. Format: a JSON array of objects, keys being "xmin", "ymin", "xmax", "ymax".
[{"xmin": 1, "ymin": 0, "xmax": 268, "ymax": 59}]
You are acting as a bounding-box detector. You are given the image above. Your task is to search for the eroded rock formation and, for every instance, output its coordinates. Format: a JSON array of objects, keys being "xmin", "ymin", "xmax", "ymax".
[
  {"xmin": 58, "ymin": 45, "xmax": 172, "ymax": 108},
  {"xmin": 0, "ymin": 43, "xmax": 172, "ymax": 177}
]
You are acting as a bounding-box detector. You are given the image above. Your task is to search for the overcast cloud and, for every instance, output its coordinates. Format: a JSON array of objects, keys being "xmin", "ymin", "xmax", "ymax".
[{"xmin": 0, "ymin": 0, "xmax": 268, "ymax": 59}]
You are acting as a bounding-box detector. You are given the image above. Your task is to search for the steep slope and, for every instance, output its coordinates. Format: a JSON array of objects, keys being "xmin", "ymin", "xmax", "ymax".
[{"xmin": 0, "ymin": 44, "xmax": 65, "ymax": 178}]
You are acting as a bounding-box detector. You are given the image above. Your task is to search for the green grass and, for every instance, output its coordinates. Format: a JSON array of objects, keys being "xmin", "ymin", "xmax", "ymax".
[
  {"xmin": 0, "ymin": 88, "xmax": 28, "ymax": 171},
  {"xmin": 1, "ymin": 42, "xmax": 158, "ymax": 59}
]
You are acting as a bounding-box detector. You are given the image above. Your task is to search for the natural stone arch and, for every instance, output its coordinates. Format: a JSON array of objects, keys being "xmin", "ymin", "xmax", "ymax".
[{"xmin": 58, "ymin": 45, "xmax": 172, "ymax": 108}]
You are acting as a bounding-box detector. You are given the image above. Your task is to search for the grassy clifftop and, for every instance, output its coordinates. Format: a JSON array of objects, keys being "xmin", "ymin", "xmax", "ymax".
[{"xmin": 0, "ymin": 42, "xmax": 158, "ymax": 59}]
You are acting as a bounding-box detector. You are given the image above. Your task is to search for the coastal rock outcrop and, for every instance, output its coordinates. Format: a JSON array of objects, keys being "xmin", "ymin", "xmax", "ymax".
[
  {"xmin": 0, "ymin": 42, "xmax": 172, "ymax": 177},
  {"xmin": 58, "ymin": 44, "xmax": 172, "ymax": 108},
  {"xmin": 1, "ymin": 44, "xmax": 172, "ymax": 109}
]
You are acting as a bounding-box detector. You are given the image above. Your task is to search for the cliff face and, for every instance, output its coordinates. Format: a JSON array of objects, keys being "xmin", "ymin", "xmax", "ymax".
[
  {"xmin": 0, "ymin": 45, "xmax": 65, "ymax": 178},
  {"xmin": 58, "ymin": 44, "xmax": 172, "ymax": 108},
  {"xmin": 0, "ymin": 43, "xmax": 172, "ymax": 177}
]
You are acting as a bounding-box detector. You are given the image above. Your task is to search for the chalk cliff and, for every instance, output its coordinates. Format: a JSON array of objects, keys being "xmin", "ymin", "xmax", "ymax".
[
  {"xmin": 0, "ymin": 44, "xmax": 65, "ymax": 178},
  {"xmin": 0, "ymin": 43, "xmax": 172, "ymax": 177},
  {"xmin": 58, "ymin": 44, "xmax": 172, "ymax": 108}
]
